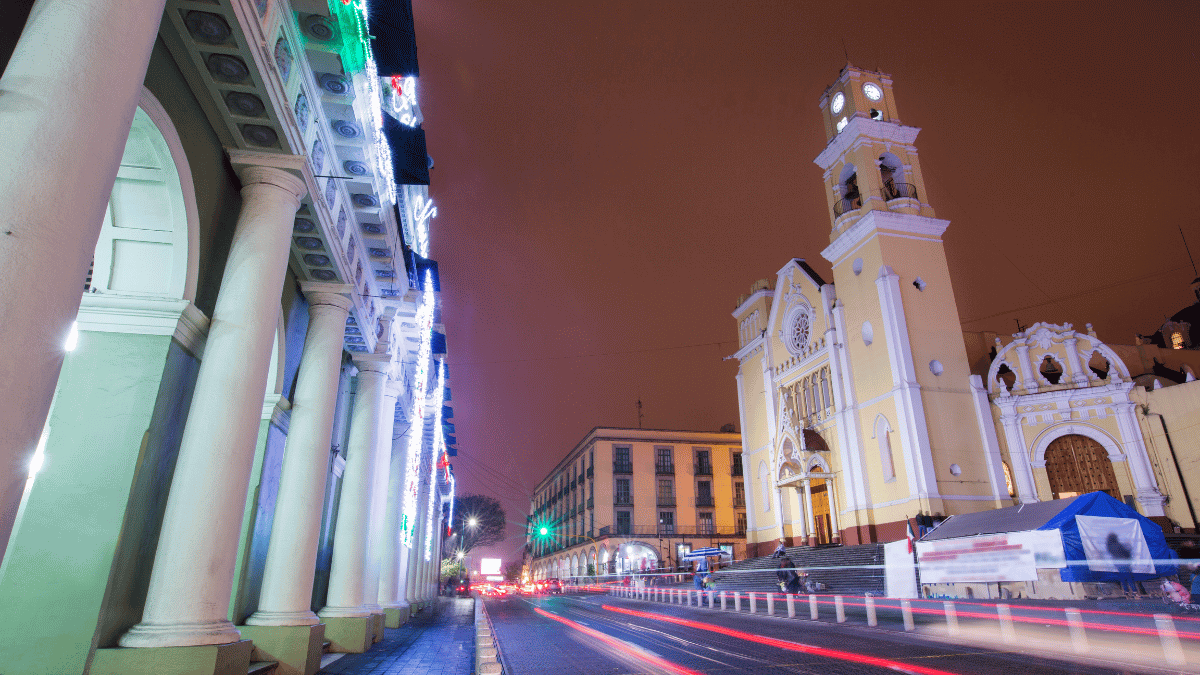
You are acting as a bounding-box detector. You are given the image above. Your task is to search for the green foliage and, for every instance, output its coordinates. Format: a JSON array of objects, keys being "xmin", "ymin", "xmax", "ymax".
[{"xmin": 441, "ymin": 558, "xmax": 465, "ymax": 580}]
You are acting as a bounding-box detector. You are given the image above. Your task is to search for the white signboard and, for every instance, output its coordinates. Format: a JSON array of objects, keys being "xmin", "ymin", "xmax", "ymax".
[
  {"xmin": 480, "ymin": 557, "xmax": 502, "ymax": 576},
  {"xmin": 1076, "ymin": 515, "xmax": 1154, "ymax": 574},
  {"xmin": 916, "ymin": 530, "xmax": 1066, "ymax": 584},
  {"xmin": 884, "ymin": 539, "xmax": 918, "ymax": 598}
]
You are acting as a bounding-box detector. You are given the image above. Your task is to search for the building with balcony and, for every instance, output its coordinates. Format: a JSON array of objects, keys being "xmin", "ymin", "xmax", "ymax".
[
  {"xmin": 526, "ymin": 427, "xmax": 743, "ymax": 581},
  {"xmin": 0, "ymin": 2, "xmax": 459, "ymax": 674},
  {"xmin": 732, "ymin": 64, "xmax": 1200, "ymax": 557}
]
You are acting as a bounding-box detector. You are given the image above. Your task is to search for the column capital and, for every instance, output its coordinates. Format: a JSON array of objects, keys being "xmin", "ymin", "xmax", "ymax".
[
  {"xmin": 300, "ymin": 282, "xmax": 355, "ymax": 312},
  {"xmin": 227, "ymin": 150, "xmax": 308, "ymax": 202},
  {"xmin": 352, "ymin": 353, "xmax": 391, "ymax": 375}
]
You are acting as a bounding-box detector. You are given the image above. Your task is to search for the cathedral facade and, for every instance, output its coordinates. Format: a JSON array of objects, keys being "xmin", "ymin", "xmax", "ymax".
[{"xmin": 733, "ymin": 66, "xmax": 1200, "ymax": 556}]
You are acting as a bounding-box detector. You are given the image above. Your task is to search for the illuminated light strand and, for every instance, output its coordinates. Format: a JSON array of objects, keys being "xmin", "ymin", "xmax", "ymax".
[
  {"xmin": 445, "ymin": 472, "xmax": 455, "ymax": 535},
  {"xmin": 601, "ymin": 604, "xmax": 961, "ymax": 675},
  {"xmin": 408, "ymin": 189, "xmax": 436, "ymax": 257},
  {"xmin": 382, "ymin": 75, "xmax": 419, "ymax": 127},
  {"xmin": 424, "ymin": 360, "xmax": 446, "ymax": 561},
  {"xmin": 532, "ymin": 608, "xmax": 703, "ymax": 675},
  {"xmin": 399, "ymin": 272, "xmax": 435, "ymax": 547}
]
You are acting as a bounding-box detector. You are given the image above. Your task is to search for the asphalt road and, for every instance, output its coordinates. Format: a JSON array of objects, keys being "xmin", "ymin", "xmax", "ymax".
[{"xmin": 484, "ymin": 592, "xmax": 1184, "ymax": 675}]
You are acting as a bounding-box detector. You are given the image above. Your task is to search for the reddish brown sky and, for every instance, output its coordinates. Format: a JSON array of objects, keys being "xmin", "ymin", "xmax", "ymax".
[{"xmin": 412, "ymin": 1, "xmax": 1200, "ymax": 563}]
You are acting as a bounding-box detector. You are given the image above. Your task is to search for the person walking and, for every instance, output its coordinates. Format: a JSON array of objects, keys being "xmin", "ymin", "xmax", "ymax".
[{"xmin": 693, "ymin": 556, "xmax": 709, "ymax": 590}]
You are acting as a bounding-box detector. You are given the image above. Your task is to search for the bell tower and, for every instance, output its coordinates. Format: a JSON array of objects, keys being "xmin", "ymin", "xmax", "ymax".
[{"xmin": 817, "ymin": 65, "xmax": 1006, "ymax": 529}]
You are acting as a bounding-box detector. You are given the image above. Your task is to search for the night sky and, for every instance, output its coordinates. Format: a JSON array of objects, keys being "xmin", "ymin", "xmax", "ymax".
[{"xmin": 411, "ymin": 1, "xmax": 1200, "ymax": 563}]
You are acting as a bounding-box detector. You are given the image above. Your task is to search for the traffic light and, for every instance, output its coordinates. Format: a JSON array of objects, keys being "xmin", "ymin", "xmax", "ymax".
[{"xmin": 539, "ymin": 526, "xmax": 549, "ymax": 537}]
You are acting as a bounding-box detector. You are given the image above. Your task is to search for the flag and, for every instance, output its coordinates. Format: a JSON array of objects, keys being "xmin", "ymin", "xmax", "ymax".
[{"xmin": 906, "ymin": 518, "xmax": 915, "ymax": 554}]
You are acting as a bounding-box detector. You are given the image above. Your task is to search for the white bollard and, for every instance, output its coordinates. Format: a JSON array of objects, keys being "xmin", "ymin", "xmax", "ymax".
[
  {"xmin": 901, "ymin": 599, "xmax": 914, "ymax": 631},
  {"xmin": 734, "ymin": 592, "xmax": 742, "ymax": 612},
  {"xmin": 809, "ymin": 594, "xmax": 818, "ymax": 620},
  {"xmin": 708, "ymin": 590, "xmax": 714, "ymax": 608},
  {"xmin": 767, "ymin": 593, "xmax": 775, "ymax": 616},
  {"xmin": 748, "ymin": 592, "xmax": 756, "ymax": 614},
  {"xmin": 997, "ymin": 603, "xmax": 1015, "ymax": 643},
  {"xmin": 943, "ymin": 601, "xmax": 959, "ymax": 636},
  {"xmin": 1065, "ymin": 608, "xmax": 1087, "ymax": 654},
  {"xmin": 865, "ymin": 595, "xmax": 876, "ymax": 627},
  {"xmin": 787, "ymin": 594, "xmax": 796, "ymax": 618},
  {"xmin": 835, "ymin": 595, "xmax": 846, "ymax": 623},
  {"xmin": 1155, "ymin": 614, "xmax": 1186, "ymax": 666},
  {"xmin": 721, "ymin": 591, "xmax": 727, "ymax": 611}
]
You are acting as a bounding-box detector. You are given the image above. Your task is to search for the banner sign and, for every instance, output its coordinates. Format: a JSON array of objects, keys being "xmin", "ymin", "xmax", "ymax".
[{"xmin": 916, "ymin": 530, "xmax": 1065, "ymax": 584}]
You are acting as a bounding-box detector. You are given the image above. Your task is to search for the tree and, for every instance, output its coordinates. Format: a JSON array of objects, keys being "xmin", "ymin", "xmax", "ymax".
[
  {"xmin": 447, "ymin": 494, "xmax": 506, "ymax": 557},
  {"xmin": 503, "ymin": 560, "xmax": 523, "ymax": 581}
]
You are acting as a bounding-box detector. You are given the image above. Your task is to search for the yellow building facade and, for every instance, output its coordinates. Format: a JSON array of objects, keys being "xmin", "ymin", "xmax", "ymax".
[
  {"xmin": 527, "ymin": 428, "xmax": 743, "ymax": 580},
  {"xmin": 734, "ymin": 65, "xmax": 1200, "ymax": 556}
]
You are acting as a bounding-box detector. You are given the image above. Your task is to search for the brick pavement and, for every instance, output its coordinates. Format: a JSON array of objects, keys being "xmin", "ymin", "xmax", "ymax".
[{"xmin": 318, "ymin": 598, "xmax": 475, "ymax": 675}]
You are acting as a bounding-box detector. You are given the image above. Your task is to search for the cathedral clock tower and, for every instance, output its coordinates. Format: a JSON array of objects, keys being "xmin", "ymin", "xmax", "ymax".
[{"xmin": 817, "ymin": 66, "xmax": 1006, "ymax": 532}]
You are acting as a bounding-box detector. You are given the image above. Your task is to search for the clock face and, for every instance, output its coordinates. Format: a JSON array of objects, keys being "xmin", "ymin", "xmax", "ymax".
[
  {"xmin": 863, "ymin": 83, "xmax": 882, "ymax": 101},
  {"xmin": 830, "ymin": 92, "xmax": 845, "ymax": 114}
]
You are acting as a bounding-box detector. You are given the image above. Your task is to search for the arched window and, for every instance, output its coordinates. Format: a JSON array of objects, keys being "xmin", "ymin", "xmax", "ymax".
[
  {"xmin": 90, "ymin": 104, "xmax": 192, "ymax": 299},
  {"xmin": 820, "ymin": 369, "xmax": 831, "ymax": 411},
  {"xmin": 875, "ymin": 416, "xmax": 896, "ymax": 482}
]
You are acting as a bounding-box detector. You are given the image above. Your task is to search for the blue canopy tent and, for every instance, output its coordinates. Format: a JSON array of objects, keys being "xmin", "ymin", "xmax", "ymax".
[{"xmin": 922, "ymin": 491, "xmax": 1176, "ymax": 584}]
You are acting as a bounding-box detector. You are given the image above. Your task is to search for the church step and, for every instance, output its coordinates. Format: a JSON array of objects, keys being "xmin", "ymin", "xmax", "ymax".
[{"xmin": 247, "ymin": 661, "xmax": 278, "ymax": 675}]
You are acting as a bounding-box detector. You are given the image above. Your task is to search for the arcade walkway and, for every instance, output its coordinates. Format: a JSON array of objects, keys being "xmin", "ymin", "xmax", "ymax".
[{"xmin": 318, "ymin": 597, "xmax": 474, "ymax": 675}]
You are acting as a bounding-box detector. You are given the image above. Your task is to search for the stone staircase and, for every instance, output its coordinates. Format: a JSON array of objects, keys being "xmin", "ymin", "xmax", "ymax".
[{"xmin": 709, "ymin": 543, "xmax": 886, "ymax": 595}]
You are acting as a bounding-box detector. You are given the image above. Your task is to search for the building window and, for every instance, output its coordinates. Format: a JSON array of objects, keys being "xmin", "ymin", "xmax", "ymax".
[
  {"xmin": 616, "ymin": 510, "xmax": 631, "ymax": 535},
  {"xmin": 658, "ymin": 511, "xmax": 675, "ymax": 535},
  {"xmin": 696, "ymin": 480, "xmax": 713, "ymax": 507},
  {"xmin": 615, "ymin": 478, "xmax": 632, "ymax": 505},
  {"xmin": 614, "ymin": 445, "xmax": 632, "ymax": 473},
  {"xmin": 657, "ymin": 478, "xmax": 675, "ymax": 506},
  {"xmin": 698, "ymin": 512, "xmax": 714, "ymax": 535},
  {"xmin": 733, "ymin": 481, "xmax": 745, "ymax": 508},
  {"xmin": 731, "ymin": 452, "xmax": 743, "ymax": 476},
  {"xmin": 735, "ymin": 512, "xmax": 747, "ymax": 534},
  {"xmin": 694, "ymin": 447, "xmax": 712, "ymax": 475},
  {"xmin": 655, "ymin": 446, "xmax": 675, "ymax": 474}
]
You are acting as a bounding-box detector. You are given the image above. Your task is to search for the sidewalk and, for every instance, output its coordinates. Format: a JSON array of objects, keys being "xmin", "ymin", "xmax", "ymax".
[{"xmin": 317, "ymin": 598, "xmax": 475, "ymax": 675}]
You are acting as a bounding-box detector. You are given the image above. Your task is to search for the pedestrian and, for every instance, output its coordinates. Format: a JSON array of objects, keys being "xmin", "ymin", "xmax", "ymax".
[
  {"xmin": 776, "ymin": 557, "xmax": 801, "ymax": 594},
  {"xmin": 693, "ymin": 556, "xmax": 709, "ymax": 590},
  {"xmin": 771, "ymin": 537, "xmax": 787, "ymax": 558}
]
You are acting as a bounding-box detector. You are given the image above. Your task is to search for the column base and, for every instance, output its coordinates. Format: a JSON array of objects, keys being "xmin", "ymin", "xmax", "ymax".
[
  {"xmin": 807, "ymin": 534, "xmax": 817, "ymax": 547},
  {"xmin": 91, "ymin": 640, "xmax": 252, "ymax": 675},
  {"xmin": 118, "ymin": 620, "xmax": 243, "ymax": 648},
  {"xmin": 383, "ymin": 603, "xmax": 410, "ymax": 628},
  {"xmin": 321, "ymin": 616, "xmax": 372, "ymax": 653},
  {"xmin": 244, "ymin": 608, "xmax": 321, "ymax": 626},
  {"xmin": 238, "ymin": 624, "xmax": 325, "ymax": 675},
  {"xmin": 370, "ymin": 611, "xmax": 385, "ymax": 644}
]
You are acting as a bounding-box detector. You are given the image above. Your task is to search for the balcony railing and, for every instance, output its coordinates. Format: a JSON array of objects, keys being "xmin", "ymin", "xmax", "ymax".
[
  {"xmin": 733, "ymin": 495, "xmax": 746, "ymax": 508},
  {"xmin": 655, "ymin": 463, "xmax": 675, "ymax": 475},
  {"xmin": 656, "ymin": 497, "xmax": 676, "ymax": 507},
  {"xmin": 587, "ymin": 496, "xmax": 593, "ymax": 508},
  {"xmin": 614, "ymin": 495, "xmax": 633, "ymax": 506},
  {"xmin": 577, "ymin": 475, "xmax": 585, "ymax": 486},
  {"xmin": 731, "ymin": 462, "xmax": 743, "ymax": 476},
  {"xmin": 693, "ymin": 463, "xmax": 712, "ymax": 476},
  {"xmin": 613, "ymin": 461, "xmax": 632, "ymax": 474},
  {"xmin": 657, "ymin": 525, "xmax": 676, "ymax": 536},
  {"xmin": 832, "ymin": 195, "xmax": 862, "ymax": 218},
  {"xmin": 586, "ymin": 466, "xmax": 594, "ymax": 478},
  {"xmin": 881, "ymin": 182, "xmax": 918, "ymax": 202},
  {"xmin": 695, "ymin": 495, "xmax": 714, "ymax": 507}
]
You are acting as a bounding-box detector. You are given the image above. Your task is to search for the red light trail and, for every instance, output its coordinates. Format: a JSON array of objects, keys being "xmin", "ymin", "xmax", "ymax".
[
  {"xmin": 602, "ymin": 604, "xmax": 962, "ymax": 675},
  {"xmin": 532, "ymin": 606, "xmax": 704, "ymax": 675}
]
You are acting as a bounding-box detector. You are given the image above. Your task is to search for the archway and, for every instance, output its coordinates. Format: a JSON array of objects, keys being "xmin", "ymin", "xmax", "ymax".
[
  {"xmin": 809, "ymin": 477, "xmax": 832, "ymax": 544},
  {"xmin": 1044, "ymin": 434, "xmax": 1120, "ymax": 499}
]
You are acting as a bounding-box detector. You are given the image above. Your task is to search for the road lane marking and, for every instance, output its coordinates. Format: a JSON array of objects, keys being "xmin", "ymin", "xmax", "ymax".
[
  {"xmin": 601, "ymin": 604, "xmax": 962, "ymax": 675},
  {"xmin": 532, "ymin": 607, "xmax": 704, "ymax": 675}
]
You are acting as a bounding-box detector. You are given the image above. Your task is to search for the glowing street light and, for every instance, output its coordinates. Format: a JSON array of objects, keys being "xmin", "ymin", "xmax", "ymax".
[{"xmin": 467, "ymin": 517, "xmax": 478, "ymax": 529}]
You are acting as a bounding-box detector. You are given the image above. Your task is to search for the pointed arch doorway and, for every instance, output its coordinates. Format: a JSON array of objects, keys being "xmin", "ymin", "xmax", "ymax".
[{"xmin": 1044, "ymin": 434, "xmax": 1120, "ymax": 500}]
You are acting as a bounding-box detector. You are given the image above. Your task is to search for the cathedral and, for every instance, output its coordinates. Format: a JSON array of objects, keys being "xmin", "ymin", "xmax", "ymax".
[{"xmin": 733, "ymin": 65, "xmax": 1200, "ymax": 556}]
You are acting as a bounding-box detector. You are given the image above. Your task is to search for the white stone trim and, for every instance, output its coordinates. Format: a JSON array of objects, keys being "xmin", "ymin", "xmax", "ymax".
[
  {"xmin": 76, "ymin": 295, "xmax": 211, "ymax": 356},
  {"xmin": 732, "ymin": 288, "xmax": 773, "ymax": 318},
  {"xmin": 821, "ymin": 210, "xmax": 950, "ymax": 265},
  {"xmin": 968, "ymin": 375, "xmax": 1006, "ymax": 502},
  {"xmin": 814, "ymin": 117, "xmax": 921, "ymax": 171}
]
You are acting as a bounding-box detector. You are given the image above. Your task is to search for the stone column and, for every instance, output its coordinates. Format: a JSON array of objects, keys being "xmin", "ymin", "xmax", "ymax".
[
  {"xmin": 380, "ymin": 396, "xmax": 411, "ymax": 627},
  {"xmin": 0, "ymin": 0, "xmax": 168, "ymax": 564},
  {"xmin": 361, "ymin": 383, "xmax": 397, "ymax": 642},
  {"xmin": 827, "ymin": 481, "xmax": 840, "ymax": 543},
  {"xmin": 246, "ymin": 286, "xmax": 352, "ymax": 627},
  {"xmin": 319, "ymin": 356, "xmax": 388, "ymax": 652},
  {"xmin": 119, "ymin": 162, "xmax": 307, "ymax": 648},
  {"xmin": 803, "ymin": 479, "xmax": 817, "ymax": 547}
]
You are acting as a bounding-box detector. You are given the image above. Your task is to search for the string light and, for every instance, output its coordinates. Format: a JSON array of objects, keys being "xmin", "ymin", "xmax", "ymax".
[
  {"xmin": 424, "ymin": 360, "xmax": 446, "ymax": 561},
  {"xmin": 399, "ymin": 271, "xmax": 435, "ymax": 547}
]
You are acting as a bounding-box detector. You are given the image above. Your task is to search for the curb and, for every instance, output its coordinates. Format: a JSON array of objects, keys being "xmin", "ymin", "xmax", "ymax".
[{"xmin": 475, "ymin": 597, "xmax": 504, "ymax": 674}]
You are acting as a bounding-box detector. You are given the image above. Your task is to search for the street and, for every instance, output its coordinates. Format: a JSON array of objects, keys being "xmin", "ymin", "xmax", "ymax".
[{"xmin": 484, "ymin": 592, "xmax": 1190, "ymax": 675}]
